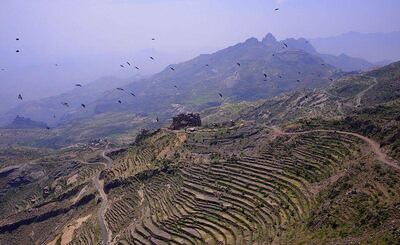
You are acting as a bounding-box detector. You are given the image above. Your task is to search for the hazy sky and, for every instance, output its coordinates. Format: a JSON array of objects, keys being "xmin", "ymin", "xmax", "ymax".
[
  {"xmin": 0, "ymin": 0, "xmax": 400, "ymax": 112},
  {"xmin": 1, "ymin": 0, "xmax": 400, "ymax": 60}
]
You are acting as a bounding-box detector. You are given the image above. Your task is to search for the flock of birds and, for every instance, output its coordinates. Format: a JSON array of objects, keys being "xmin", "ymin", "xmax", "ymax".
[{"xmin": 7, "ymin": 7, "xmax": 332, "ymax": 130}]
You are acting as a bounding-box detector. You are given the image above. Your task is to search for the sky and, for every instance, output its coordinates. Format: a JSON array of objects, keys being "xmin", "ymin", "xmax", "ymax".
[
  {"xmin": 0, "ymin": 0, "xmax": 400, "ymax": 111},
  {"xmin": 1, "ymin": 0, "xmax": 400, "ymax": 60}
]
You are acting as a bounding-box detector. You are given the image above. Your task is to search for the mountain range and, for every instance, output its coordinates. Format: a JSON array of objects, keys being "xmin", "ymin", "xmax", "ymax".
[
  {"xmin": 311, "ymin": 31, "xmax": 400, "ymax": 63},
  {"xmin": 0, "ymin": 33, "xmax": 393, "ymax": 145}
]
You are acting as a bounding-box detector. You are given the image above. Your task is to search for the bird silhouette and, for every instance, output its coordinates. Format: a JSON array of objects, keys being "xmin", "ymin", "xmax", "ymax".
[
  {"xmin": 156, "ymin": 117, "xmax": 159, "ymax": 122},
  {"xmin": 170, "ymin": 67, "xmax": 175, "ymax": 71},
  {"xmin": 283, "ymin": 43, "xmax": 288, "ymax": 48},
  {"xmin": 46, "ymin": 126, "xmax": 50, "ymax": 130},
  {"xmin": 75, "ymin": 84, "xmax": 82, "ymax": 87},
  {"xmin": 152, "ymin": 38, "xmax": 155, "ymax": 41},
  {"xmin": 120, "ymin": 64, "xmax": 125, "ymax": 68},
  {"xmin": 275, "ymin": 8, "xmax": 279, "ymax": 11},
  {"xmin": 118, "ymin": 100, "xmax": 122, "ymax": 104},
  {"xmin": 126, "ymin": 62, "xmax": 131, "ymax": 66},
  {"xmin": 218, "ymin": 93, "xmax": 223, "ymax": 98},
  {"xmin": 130, "ymin": 92, "xmax": 136, "ymax": 97},
  {"xmin": 81, "ymin": 104, "xmax": 86, "ymax": 108},
  {"xmin": 135, "ymin": 66, "xmax": 140, "ymax": 70},
  {"xmin": 205, "ymin": 64, "xmax": 209, "ymax": 67},
  {"xmin": 264, "ymin": 73, "xmax": 267, "ymax": 78},
  {"xmin": 61, "ymin": 102, "xmax": 69, "ymax": 107},
  {"xmin": 236, "ymin": 62, "xmax": 241, "ymax": 67},
  {"xmin": 116, "ymin": 88, "xmax": 125, "ymax": 91},
  {"xmin": 173, "ymin": 85, "xmax": 178, "ymax": 89},
  {"xmin": 16, "ymin": 38, "xmax": 19, "ymax": 41},
  {"xmin": 16, "ymin": 50, "xmax": 20, "ymax": 53},
  {"xmin": 18, "ymin": 94, "xmax": 23, "ymax": 100},
  {"xmin": 150, "ymin": 56, "xmax": 155, "ymax": 60}
]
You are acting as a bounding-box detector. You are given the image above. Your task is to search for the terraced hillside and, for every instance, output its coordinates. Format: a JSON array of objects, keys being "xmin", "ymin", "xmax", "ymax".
[{"xmin": 95, "ymin": 122, "xmax": 400, "ymax": 244}]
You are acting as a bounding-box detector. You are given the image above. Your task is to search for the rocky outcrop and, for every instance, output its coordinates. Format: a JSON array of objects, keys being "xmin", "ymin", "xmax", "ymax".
[{"xmin": 170, "ymin": 113, "xmax": 201, "ymax": 130}]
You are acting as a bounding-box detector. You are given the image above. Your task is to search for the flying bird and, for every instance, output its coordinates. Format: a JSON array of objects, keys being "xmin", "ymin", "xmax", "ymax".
[
  {"xmin": 170, "ymin": 67, "xmax": 175, "ymax": 71},
  {"xmin": 126, "ymin": 62, "xmax": 131, "ymax": 66},
  {"xmin": 46, "ymin": 126, "xmax": 50, "ymax": 130},
  {"xmin": 150, "ymin": 56, "xmax": 155, "ymax": 60},
  {"xmin": 130, "ymin": 92, "xmax": 136, "ymax": 97},
  {"xmin": 75, "ymin": 84, "xmax": 82, "ymax": 87},
  {"xmin": 218, "ymin": 93, "xmax": 223, "ymax": 98},
  {"xmin": 120, "ymin": 64, "xmax": 125, "ymax": 68},
  {"xmin": 283, "ymin": 43, "xmax": 288, "ymax": 48},
  {"xmin": 296, "ymin": 79, "xmax": 301, "ymax": 82},
  {"xmin": 275, "ymin": 8, "xmax": 279, "ymax": 11},
  {"xmin": 116, "ymin": 88, "xmax": 125, "ymax": 91},
  {"xmin": 264, "ymin": 73, "xmax": 267, "ymax": 78},
  {"xmin": 16, "ymin": 50, "xmax": 20, "ymax": 53},
  {"xmin": 205, "ymin": 64, "xmax": 209, "ymax": 67},
  {"xmin": 152, "ymin": 38, "xmax": 155, "ymax": 41},
  {"xmin": 18, "ymin": 94, "xmax": 23, "ymax": 100},
  {"xmin": 236, "ymin": 62, "xmax": 241, "ymax": 67},
  {"xmin": 156, "ymin": 117, "xmax": 159, "ymax": 122},
  {"xmin": 16, "ymin": 38, "xmax": 19, "ymax": 41},
  {"xmin": 135, "ymin": 66, "xmax": 140, "ymax": 70},
  {"xmin": 81, "ymin": 104, "xmax": 86, "ymax": 108},
  {"xmin": 61, "ymin": 102, "xmax": 69, "ymax": 107},
  {"xmin": 118, "ymin": 100, "xmax": 122, "ymax": 104},
  {"xmin": 173, "ymin": 85, "xmax": 178, "ymax": 89}
]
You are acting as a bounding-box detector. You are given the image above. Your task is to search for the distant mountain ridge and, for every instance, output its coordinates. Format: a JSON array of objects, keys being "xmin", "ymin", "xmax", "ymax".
[
  {"xmin": 311, "ymin": 31, "xmax": 400, "ymax": 63},
  {"xmin": 92, "ymin": 33, "xmax": 337, "ymax": 116},
  {"xmin": 281, "ymin": 37, "xmax": 376, "ymax": 71},
  {"xmin": 0, "ymin": 33, "xmax": 382, "ymax": 144}
]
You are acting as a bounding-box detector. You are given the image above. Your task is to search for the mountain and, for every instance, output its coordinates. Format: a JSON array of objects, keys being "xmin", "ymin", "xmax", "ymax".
[
  {"xmin": 282, "ymin": 37, "xmax": 376, "ymax": 71},
  {"xmin": 1, "ymin": 33, "xmax": 337, "ymax": 131},
  {"xmin": 93, "ymin": 34, "xmax": 336, "ymax": 117},
  {"xmin": 0, "ymin": 48, "xmax": 186, "ymax": 115},
  {"xmin": 311, "ymin": 31, "xmax": 400, "ymax": 63},
  {"xmin": 0, "ymin": 75, "xmax": 138, "ymax": 126}
]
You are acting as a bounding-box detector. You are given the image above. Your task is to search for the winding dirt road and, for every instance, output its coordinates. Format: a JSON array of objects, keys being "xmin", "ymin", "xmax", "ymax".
[
  {"xmin": 272, "ymin": 127, "xmax": 400, "ymax": 171},
  {"xmin": 92, "ymin": 146, "xmax": 113, "ymax": 245}
]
